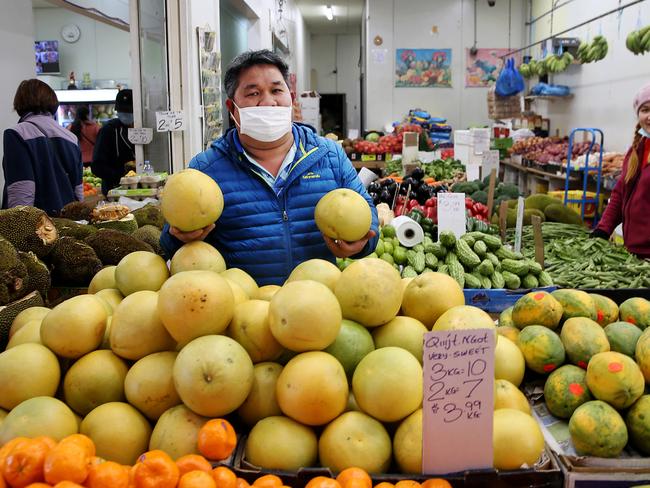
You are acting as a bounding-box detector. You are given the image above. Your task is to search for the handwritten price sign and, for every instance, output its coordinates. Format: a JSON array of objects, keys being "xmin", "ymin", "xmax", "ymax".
[
  {"xmin": 422, "ymin": 329, "xmax": 495, "ymax": 474},
  {"xmin": 437, "ymin": 192, "xmax": 466, "ymax": 240},
  {"xmin": 155, "ymin": 111, "xmax": 186, "ymax": 132}
]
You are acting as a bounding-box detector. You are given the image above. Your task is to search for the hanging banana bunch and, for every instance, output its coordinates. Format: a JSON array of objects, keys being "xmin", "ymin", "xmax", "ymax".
[
  {"xmin": 626, "ymin": 25, "xmax": 650, "ymax": 55},
  {"xmin": 576, "ymin": 35, "xmax": 608, "ymax": 63}
]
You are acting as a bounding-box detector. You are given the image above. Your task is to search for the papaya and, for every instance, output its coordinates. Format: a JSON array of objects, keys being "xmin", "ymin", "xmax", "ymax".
[
  {"xmin": 525, "ymin": 194, "xmax": 562, "ymax": 211},
  {"xmin": 626, "ymin": 395, "xmax": 650, "ymax": 455},
  {"xmin": 551, "ymin": 289, "xmax": 597, "ymax": 322},
  {"xmin": 604, "ymin": 321, "xmax": 643, "ymax": 358},
  {"xmin": 512, "ymin": 291, "xmax": 563, "ymax": 330},
  {"xmin": 569, "ymin": 400, "xmax": 628, "ymax": 458},
  {"xmin": 619, "ymin": 297, "xmax": 650, "ymax": 330},
  {"xmin": 544, "ymin": 203, "xmax": 583, "ymax": 225},
  {"xmin": 517, "ymin": 325, "xmax": 565, "ymax": 374},
  {"xmin": 586, "ymin": 351, "xmax": 644, "ymax": 409},
  {"xmin": 635, "ymin": 330, "xmax": 650, "ymax": 383},
  {"xmin": 590, "ymin": 294, "xmax": 619, "ymax": 326},
  {"xmin": 543, "ymin": 364, "xmax": 592, "ymax": 419},
  {"xmin": 499, "ymin": 306, "xmax": 515, "ymax": 328},
  {"xmin": 497, "ymin": 326, "xmax": 520, "ymax": 344},
  {"xmin": 560, "ymin": 317, "xmax": 610, "ymax": 369}
]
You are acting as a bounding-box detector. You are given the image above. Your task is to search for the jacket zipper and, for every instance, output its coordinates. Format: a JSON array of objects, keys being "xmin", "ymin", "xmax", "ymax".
[{"xmin": 281, "ymin": 193, "xmax": 293, "ymax": 276}]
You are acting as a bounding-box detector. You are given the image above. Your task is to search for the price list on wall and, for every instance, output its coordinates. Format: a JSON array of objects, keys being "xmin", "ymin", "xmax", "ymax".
[{"xmin": 422, "ymin": 329, "xmax": 495, "ymax": 474}]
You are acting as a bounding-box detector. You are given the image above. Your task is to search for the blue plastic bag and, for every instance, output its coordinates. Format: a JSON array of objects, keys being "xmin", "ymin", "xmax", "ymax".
[{"xmin": 495, "ymin": 58, "xmax": 524, "ymax": 96}]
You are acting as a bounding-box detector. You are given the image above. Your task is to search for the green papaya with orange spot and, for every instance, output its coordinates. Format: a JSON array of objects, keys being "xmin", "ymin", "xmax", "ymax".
[
  {"xmin": 544, "ymin": 364, "xmax": 592, "ymax": 418},
  {"xmin": 512, "ymin": 291, "xmax": 563, "ymax": 330},
  {"xmin": 590, "ymin": 293, "xmax": 619, "ymax": 326},
  {"xmin": 586, "ymin": 351, "xmax": 644, "ymax": 409},
  {"xmin": 619, "ymin": 297, "xmax": 650, "ymax": 330},
  {"xmin": 560, "ymin": 317, "xmax": 610, "ymax": 369},
  {"xmin": 517, "ymin": 325, "xmax": 565, "ymax": 374},
  {"xmin": 551, "ymin": 289, "xmax": 597, "ymax": 322}
]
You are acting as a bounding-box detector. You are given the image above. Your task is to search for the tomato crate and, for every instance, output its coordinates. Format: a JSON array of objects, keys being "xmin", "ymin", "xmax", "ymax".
[
  {"xmin": 232, "ymin": 436, "xmax": 562, "ymax": 488},
  {"xmin": 464, "ymin": 286, "xmax": 558, "ymax": 313}
]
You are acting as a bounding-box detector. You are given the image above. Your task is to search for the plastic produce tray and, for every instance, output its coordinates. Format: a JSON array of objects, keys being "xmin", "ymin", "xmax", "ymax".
[{"xmin": 464, "ymin": 286, "xmax": 558, "ymax": 313}]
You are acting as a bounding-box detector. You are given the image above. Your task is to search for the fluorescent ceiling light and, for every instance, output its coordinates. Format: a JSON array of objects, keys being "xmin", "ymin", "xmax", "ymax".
[{"xmin": 325, "ymin": 5, "xmax": 334, "ymax": 21}]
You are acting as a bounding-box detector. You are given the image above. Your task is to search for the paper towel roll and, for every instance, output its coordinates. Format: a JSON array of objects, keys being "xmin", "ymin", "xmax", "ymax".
[{"xmin": 391, "ymin": 215, "xmax": 424, "ymax": 248}]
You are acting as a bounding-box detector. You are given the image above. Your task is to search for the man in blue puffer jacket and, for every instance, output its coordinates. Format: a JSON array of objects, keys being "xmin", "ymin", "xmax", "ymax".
[{"xmin": 161, "ymin": 50, "xmax": 378, "ymax": 286}]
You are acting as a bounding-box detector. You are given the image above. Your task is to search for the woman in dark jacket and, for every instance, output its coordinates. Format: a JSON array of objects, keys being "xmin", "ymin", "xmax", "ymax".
[
  {"xmin": 91, "ymin": 89, "xmax": 135, "ymax": 196},
  {"xmin": 2, "ymin": 79, "xmax": 83, "ymax": 215},
  {"xmin": 594, "ymin": 83, "xmax": 650, "ymax": 258}
]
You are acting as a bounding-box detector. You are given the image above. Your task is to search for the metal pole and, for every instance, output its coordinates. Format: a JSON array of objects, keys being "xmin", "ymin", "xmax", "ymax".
[{"xmin": 501, "ymin": 0, "xmax": 647, "ymax": 58}]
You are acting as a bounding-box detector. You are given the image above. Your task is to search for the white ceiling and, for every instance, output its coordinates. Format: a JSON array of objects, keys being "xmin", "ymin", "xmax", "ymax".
[{"xmin": 295, "ymin": 0, "xmax": 364, "ymax": 35}]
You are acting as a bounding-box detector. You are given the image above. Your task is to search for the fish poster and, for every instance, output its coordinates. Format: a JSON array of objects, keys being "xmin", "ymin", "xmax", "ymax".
[
  {"xmin": 395, "ymin": 49, "xmax": 452, "ymax": 88},
  {"xmin": 465, "ymin": 48, "xmax": 520, "ymax": 87}
]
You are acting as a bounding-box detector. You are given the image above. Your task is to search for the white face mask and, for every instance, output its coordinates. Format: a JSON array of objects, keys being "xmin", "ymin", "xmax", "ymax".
[{"xmin": 232, "ymin": 103, "xmax": 292, "ymax": 142}]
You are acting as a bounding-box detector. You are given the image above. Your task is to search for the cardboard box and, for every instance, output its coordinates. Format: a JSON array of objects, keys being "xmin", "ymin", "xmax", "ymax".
[
  {"xmin": 233, "ymin": 435, "xmax": 562, "ymax": 488},
  {"xmin": 299, "ymin": 91, "xmax": 320, "ymax": 111},
  {"xmin": 531, "ymin": 397, "xmax": 650, "ymax": 488}
]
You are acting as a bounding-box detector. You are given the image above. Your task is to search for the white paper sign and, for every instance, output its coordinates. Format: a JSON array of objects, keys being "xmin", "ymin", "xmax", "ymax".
[
  {"xmin": 155, "ymin": 111, "xmax": 186, "ymax": 132},
  {"xmin": 371, "ymin": 48, "xmax": 388, "ymax": 64},
  {"xmin": 482, "ymin": 150, "xmax": 500, "ymax": 179},
  {"xmin": 437, "ymin": 192, "xmax": 466, "ymax": 240},
  {"xmin": 514, "ymin": 196, "xmax": 525, "ymax": 253},
  {"xmin": 348, "ymin": 129, "xmax": 359, "ymax": 140},
  {"xmin": 128, "ymin": 128, "xmax": 153, "ymax": 144},
  {"xmin": 422, "ymin": 329, "xmax": 495, "ymax": 474},
  {"xmin": 466, "ymin": 163, "xmax": 480, "ymax": 182}
]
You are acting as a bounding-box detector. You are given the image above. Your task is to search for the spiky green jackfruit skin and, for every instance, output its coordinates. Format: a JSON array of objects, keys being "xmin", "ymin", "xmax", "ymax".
[
  {"xmin": 132, "ymin": 225, "xmax": 163, "ymax": 256},
  {"xmin": 18, "ymin": 251, "xmax": 51, "ymax": 300},
  {"xmin": 0, "ymin": 291, "xmax": 44, "ymax": 350},
  {"xmin": 0, "ymin": 206, "xmax": 58, "ymax": 258},
  {"xmin": 94, "ymin": 214, "xmax": 139, "ymax": 234},
  {"xmin": 132, "ymin": 204, "xmax": 164, "ymax": 229},
  {"xmin": 84, "ymin": 229, "xmax": 154, "ymax": 265},
  {"xmin": 48, "ymin": 237, "xmax": 103, "ymax": 286},
  {"xmin": 53, "ymin": 218, "xmax": 98, "ymax": 240},
  {"xmin": 60, "ymin": 200, "xmax": 94, "ymax": 221},
  {"xmin": 0, "ymin": 236, "xmax": 28, "ymax": 306}
]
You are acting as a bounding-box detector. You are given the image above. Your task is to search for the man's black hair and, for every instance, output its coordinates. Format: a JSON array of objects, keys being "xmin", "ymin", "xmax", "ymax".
[{"xmin": 224, "ymin": 49, "xmax": 290, "ymax": 99}]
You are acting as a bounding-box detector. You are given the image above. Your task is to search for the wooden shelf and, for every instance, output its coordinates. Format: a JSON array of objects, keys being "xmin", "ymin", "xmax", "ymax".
[{"xmin": 501, "ymin": 159, "xmax": 578, "ymax": 182}]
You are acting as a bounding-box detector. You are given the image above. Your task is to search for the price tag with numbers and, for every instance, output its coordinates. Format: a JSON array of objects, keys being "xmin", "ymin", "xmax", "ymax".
[
  {"xmin": 127, "ymin": 128, "xmax": 153, "ymax": 144},
  {"xmin": 155, "ymin": 111, "xmax": 186, "ymax": 132},
  {"xmin": 422, "ymin": 328, "xmax": 495, "ymax": 474},
  {"xmin": 437, "ymin": 192, "xmax": 466, "ymax": 240}
]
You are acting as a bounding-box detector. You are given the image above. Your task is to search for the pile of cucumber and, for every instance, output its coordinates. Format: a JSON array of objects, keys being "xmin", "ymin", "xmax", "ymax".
[{"xmin": 358, "ymin": 225, "xmax": 553, "ymax": 290}]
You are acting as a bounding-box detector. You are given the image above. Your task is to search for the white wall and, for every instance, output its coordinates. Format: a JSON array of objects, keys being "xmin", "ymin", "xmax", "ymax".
[
  {"xmin": 33, "ymin": 7, "xmax": 131, "ymax": 89},
  {"xmin": 0, "ymin": 0, "xmax": 36, "ymax": 207},
  {"xmin": 364, "ymin": 0, "xmax": 526, "ymax": 131},
  {"xmin": 529, "ymin": 0, "xmax": 650, "ymax": 152},
  {"xmin": 311, "ymin": 33, "xmax": 361, "ymax": 133}
]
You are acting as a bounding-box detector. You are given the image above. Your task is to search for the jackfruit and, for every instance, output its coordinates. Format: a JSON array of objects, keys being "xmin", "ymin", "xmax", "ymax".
[
  {"xmin": 131, "ymin": 204, "xmax": 164, "ymax": 229},
  {"xmin": 0, "ymin": 206, "xmax": 58, "ymax": 258},
  {"xmin": 60, "ymin": 201, "xmax": 94, "ymax": 221},
  {"xmin": 94, "ymin": 214, "xmax": 138, "ymax": 234},
  {"xmin": 0, "ymin": 291, "xmax": 44, "ymax": 350},
  {"xmin": 0, "ymin": 236, "xmax": 28, "ymax": 305},
  {"xmin": 53, "ymin": 218, "xmax": 97, "ymax": 240},
  {"xmin": 132, "ymin": 225, "xmax": 163, "ymax": 256},
  {"xmin": 48, "ymin": 237, "xmax": 103, "ymax": 286},
  {"xmin": 18, "ymin": 251, "xmax": 51, "ymax": 300},
  {"xmin": 523, "ymin": 208, "xmax": 546, "ymax": 225},
  {"xmin": 524, "ymin": 194, "xmax": 562, "ymax": 211},
  {"xmin": 544, "ymin": 203, "xmax": 584, "ymax": 225},
  {"xmin": 84, "ymin": 229, "xmax": 154, "ymax": 265}
]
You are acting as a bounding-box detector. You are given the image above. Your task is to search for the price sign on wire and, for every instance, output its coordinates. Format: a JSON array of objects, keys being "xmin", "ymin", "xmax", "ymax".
[
  {"xmin": 127, "ymin": 128, "xmax": 153, "ymax": 144},
  {"xmin": 481, "ymin": 150, "xmax": 500, "ymax": 179},
  {"xmin": 514, "ymin": 196, "xmax": 526, "ymax": 254},
  {"xmin": 437, "ymin": 192, "xmax": 466, "ymax": 240},
  {"xmin": 422, "ymin": 329, "xmax": 495, "ymax": 474},
  {"xmin": 155, "ymin": 111, "xmax": 186, "ymax": 132}
]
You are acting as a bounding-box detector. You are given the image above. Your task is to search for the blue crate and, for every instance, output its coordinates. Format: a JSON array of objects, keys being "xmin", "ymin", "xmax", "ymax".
[{"xmin": 464, "ymin": 286, "xmax": 558, "ymax": 313}]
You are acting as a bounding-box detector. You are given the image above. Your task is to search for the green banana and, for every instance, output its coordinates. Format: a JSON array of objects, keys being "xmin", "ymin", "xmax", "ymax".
[
  {"xmin": 642, "ymin": 28, "xmax": 650, "ymax": 52},
  {"xmin": 627, "ymin": 31, "xmax": 640, "ymax": 54}
]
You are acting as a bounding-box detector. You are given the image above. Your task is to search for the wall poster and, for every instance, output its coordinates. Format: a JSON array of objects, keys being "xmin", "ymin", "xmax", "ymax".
[
  {"xmin": 197, "ymin": 27, "xmax": 222, "ymax": 149},
  {"xmin": 395, "ymin": 48, "xmax": 452, "ymax": 88},
  {"xmin": 465, "ymin": 48, "xmax": 521, "ymax": 87}
]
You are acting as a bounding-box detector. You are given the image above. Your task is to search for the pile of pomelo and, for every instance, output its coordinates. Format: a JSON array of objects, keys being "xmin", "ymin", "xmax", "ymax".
[
  {"xmin": 0, "ymin": 246, "xmax": 545, "ymax": 476},
  {"xmin": 498, "ymin": 289, "xmax": 650, "ymax": 458}
]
